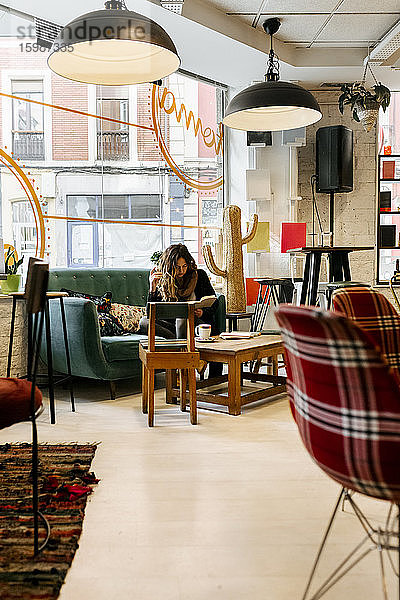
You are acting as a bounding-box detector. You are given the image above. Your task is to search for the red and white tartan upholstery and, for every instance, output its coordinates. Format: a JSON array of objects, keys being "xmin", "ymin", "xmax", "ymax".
[
  {"xmin": 332, "ymin": 286, "xmax": 400, "ymax": 380},
  {"xmin": 276, "ymin": 304, "xmax": 400, "ymax": 502}
]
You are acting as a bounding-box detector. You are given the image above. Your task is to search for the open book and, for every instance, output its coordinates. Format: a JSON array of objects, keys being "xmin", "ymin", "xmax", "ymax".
[
  {"xmin": 220, "ymin": 331, "xmax": 261, "ymax": 340},
  {"xmin": 186, "ymin": 295, "xmax": 217, "ymax": 310}
]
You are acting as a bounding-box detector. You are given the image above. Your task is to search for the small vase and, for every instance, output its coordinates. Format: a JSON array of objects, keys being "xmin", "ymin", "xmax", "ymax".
[
  {"xmin": 1, "ymin": 274, "xmax": 21, "ymax": 294},
  {"xmin": 355, "ymin": 98, "xmax": 379, "ymax": 133}
]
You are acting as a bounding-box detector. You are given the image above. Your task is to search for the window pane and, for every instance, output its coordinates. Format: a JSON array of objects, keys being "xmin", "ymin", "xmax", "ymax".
[
  {"xmin": 103, "ymin": 195, "xmax": 129, "ymax": 220},
  {"xmin": 70, "ymin": 224, "xmax": 95, "ymax": 265},
  {"xmin": 67, "ymin": 196, "xmax": 97, "ymax": 219},
  {"xmin": 131, "ymin": 195, "xmax": 161, "ymax": 220}
]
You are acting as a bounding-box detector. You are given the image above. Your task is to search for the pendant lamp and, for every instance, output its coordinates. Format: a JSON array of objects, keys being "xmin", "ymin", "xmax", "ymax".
[
  {"xmin": 223, "ymin": 19, "xmax": 322, "ymax": 132},
  {"xmin": 48, "ymin": 0, "xmax": 180, "ymax": 86}
]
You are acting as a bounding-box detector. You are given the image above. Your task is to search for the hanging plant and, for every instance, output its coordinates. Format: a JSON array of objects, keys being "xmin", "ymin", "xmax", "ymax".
[{"xmin": 337, "ymin": 61, "xmax": 391, "ymax": 132}]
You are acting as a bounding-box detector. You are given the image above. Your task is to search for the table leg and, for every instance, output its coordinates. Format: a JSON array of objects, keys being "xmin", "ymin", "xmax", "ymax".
[
  {"xmin": 142, "ymin": 363, "xmax": 148, "ymax": 414},
  {"xmin": 300, "ymin": 253, "xmax": 312, "ymax": 305},
  {"xmin": 228, "ymin": 357, "xmax": 241, "ymax": 416},
  {"xmin": 44, "ymin": 301, "xmax": 56, "ymax": 425},
  {"xmin": 309, "ymin": 252, "xmax": 322, "ymax": 305},
  {"xmin": 7, "ymin": 297, "xmax": 17, "ymax": 378},
  {"xmin": 342, "ymin": 252, "xmax": 351, "ymax": 281},
  {"xmin": 180, "ymin": 369, "xmax": 187, "ymax": 412},
  {"xmin": 188, "ymin": 368, "xmax": 197, "ymax": 425},
  {"xmin": 148, "ymin": 368, "xmax": 154, "ymax": 427},
  {"xmin": 251, "ymin": 286, "xmax": 263, "ymax": 332},
  {"xmin": 165, "ymin": 369, "xmax": 173, "ymax": 404}
]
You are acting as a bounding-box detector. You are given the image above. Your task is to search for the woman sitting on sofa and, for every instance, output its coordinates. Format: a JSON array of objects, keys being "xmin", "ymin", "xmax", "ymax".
[{"xmin": 139, "ymin": 244, "xmax": 222, "ymax": 378}]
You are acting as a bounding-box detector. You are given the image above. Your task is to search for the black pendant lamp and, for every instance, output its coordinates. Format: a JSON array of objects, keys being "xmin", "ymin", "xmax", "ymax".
[
  {"xmin": 223, "ymin": 19, "xmax": 322, "ymax": 132},
  {"xmin": 48, "ymin": 0, "xmax": 180, "ymax": 85}
]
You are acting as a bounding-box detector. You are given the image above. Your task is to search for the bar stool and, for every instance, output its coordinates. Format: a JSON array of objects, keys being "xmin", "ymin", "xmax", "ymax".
[
  {"xmin": 324, "ymin": 281, "xmax": 371, "ymax": 309},
  {"xmin": 7, "ymin": 291, "xmax": 75, "ymax": 424},
  {"xmin": 251, "ymin": 278, "xmax": 294, "ymax": 331},
  {"xmin": 226, "ymin": 311, "xmax": 253, "ymax": 332}
]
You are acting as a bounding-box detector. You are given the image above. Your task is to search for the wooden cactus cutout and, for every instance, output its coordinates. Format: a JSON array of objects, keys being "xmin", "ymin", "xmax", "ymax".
[{"xmin": 203, "ymin": 205, "xmax": 258, "ymax": 313}]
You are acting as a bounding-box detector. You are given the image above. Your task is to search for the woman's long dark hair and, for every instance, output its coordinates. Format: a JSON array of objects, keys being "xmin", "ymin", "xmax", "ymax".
[{"xmin": 158, "ymin": 244, "xmax": 197, "ymax": 301}]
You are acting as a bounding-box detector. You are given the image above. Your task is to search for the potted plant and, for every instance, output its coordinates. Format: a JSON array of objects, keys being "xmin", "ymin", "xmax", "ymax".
[
  {"xmin": 338, "ymin": 81, "xmax": 391, "ymax": 132},
  {"xmin": 1, "ymin": 248, "xmax": 24, "ymax": 293},
  {"xmin": 150, "ymin": 250, "xmax": 163, "ymax": 267}
]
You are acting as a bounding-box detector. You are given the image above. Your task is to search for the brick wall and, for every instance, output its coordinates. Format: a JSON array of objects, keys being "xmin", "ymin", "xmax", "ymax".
[
  {"xmin": 51, "ymin": 74, "xmax": 89, "ymax": 161},
  {"xmin": 137, "ymin": 83, "xmax": 168, "ymax": 162},
  {"xmin": 297, "ymin": 90, "xmax": 377, "ymax": 285}
]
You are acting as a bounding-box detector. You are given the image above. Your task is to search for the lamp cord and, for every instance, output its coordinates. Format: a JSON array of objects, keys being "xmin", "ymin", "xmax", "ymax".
[{"xmin": 265, "ymin": 31, "xmax": 280, "ymax": 82}]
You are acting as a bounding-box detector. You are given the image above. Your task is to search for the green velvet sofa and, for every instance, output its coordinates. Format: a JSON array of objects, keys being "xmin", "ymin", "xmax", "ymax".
[{"xmin": 45, "ymin": 268, "xmax": 226, "ymax": 398}]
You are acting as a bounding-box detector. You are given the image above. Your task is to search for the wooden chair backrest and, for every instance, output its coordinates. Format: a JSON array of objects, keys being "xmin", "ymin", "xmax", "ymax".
[
  {"xmin": 148, "ymin": 302, "xmax": 195, "ymax": 353},
  {"xmin": 25, "ymin": 259, "xmax": 49, "ymax": 315}
]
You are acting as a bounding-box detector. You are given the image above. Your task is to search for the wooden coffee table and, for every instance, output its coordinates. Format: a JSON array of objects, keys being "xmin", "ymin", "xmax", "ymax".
[{"xmin": 167, "ymin": 335, "xmax": 286, "ymax": 416}]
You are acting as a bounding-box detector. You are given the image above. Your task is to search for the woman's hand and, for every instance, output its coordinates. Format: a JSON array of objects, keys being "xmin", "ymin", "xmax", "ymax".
[
  {"xmin": 194, "ymin": 308, "xmax": 203, "ymax": 318},
  {"xmin": 150, "ymin": 268, "xmax": 162, "ymax": 291}
]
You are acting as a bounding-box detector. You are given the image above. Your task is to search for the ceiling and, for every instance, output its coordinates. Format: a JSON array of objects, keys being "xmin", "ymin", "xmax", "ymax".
[{"xmin": 196, "ymin": 0, "xmax": 400, "ymax": 49}]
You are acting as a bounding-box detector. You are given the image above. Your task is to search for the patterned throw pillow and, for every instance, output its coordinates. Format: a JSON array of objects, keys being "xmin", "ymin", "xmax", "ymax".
[
  {"xmin": 61, "ymin": 289, "xmax": 113, "ymax": 313},
  {"xmin": 110, "ymin": 303, "xmax": 146, "ymax": 334},
  {"xmin": 61, "ymin": 289, "xmax": 124, "ymax": 336}
]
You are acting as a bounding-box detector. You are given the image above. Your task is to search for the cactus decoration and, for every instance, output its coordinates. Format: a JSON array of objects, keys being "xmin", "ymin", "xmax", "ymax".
[{"xmin": 203, "ymin": 205, "xmax": 258, "ymax": 313}]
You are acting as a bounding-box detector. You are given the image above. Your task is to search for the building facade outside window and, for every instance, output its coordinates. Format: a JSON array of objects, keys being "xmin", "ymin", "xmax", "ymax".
[{"xmin": 0, "ymin": 19, "xmax": 225, "ymax": 274}]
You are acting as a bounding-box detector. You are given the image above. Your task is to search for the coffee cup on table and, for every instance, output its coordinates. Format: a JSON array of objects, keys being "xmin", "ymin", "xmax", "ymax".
[{"xmin": 195, "ymin": 324, "xmax": 211, "ymax": 340}]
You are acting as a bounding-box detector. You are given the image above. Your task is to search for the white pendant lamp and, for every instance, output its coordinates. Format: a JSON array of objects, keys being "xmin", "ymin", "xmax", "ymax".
[
  {"xmin": 223, "ymin": 18, "xmax": 322, "ymax": 132},
  {"xmin": 48, "ymin": 0, "xmax": 180, "ymax": 85}
]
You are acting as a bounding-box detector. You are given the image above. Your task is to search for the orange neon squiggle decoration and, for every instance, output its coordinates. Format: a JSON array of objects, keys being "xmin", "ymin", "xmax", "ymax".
[
  {"xmin": 0, "ymin": 91, "xmax": 154, "ymax": 132},
  {"xmin": 0, "ymin": 150, "xmax": 45, "ymax": 257},
  {"xmin": 151, "ymin": 85, "xmax": 223, "ymax": 191},
  {"xmin": 46, "ymin": 214, "xmax": 220, "ymax": 230}
]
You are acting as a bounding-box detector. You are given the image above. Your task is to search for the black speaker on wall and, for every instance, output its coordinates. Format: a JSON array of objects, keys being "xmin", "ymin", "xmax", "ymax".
[{"xmin": 316, "ymin": 125, "xmax": 353, "ymax": 193}]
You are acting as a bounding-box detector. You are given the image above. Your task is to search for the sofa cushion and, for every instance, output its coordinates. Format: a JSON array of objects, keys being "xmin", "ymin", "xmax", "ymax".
[
  {"xmin": 110, "ymin": 303, "xmax": 146, "ymax": 333},
  {"xmin": 101, "ymin": 334, "xmax": 148, "ymax": 362}
]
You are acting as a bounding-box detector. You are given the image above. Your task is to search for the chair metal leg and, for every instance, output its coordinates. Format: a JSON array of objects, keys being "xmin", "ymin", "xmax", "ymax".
[
  {"xmin": 188, "ymin": 368, "xmax": 197, "ymax": 425},
  {"xmin": 7, "ymin": 296, "xmax": 17, "ymax": 377},
  {"xmin": 44, "ymin": 301, "xmax": 56, "ymax": 424},
  {"xmin": 31, "ymin": 310, "xmax": 50, "ymax": 556},
  {"xmin": 302, "ymin": 488, "xmax": 345, "ymax": 600},
  {"xmin": 59, "ymin": 298, "xmax": 75, "ymax": 412}
]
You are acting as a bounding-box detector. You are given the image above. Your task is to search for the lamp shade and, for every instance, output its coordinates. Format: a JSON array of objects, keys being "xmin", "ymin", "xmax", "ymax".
[
  {"xmin": 223, "ymin": 81, "xmax": 322, "ymax": 131},
  {"xmin": 47, "ymin": 9, "xmax": 180, "ymax": 85}
]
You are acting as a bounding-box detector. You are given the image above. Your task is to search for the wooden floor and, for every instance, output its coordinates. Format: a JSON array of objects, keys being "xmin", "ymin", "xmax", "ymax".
[{"xmin": 0, "ymin": 376, "xmax": 396, "ymax": 600}]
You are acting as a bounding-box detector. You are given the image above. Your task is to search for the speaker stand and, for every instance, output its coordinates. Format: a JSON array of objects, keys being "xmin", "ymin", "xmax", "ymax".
[{"xmin": 329, "ymin": 191, "xmax": 335, "ymax": 245}]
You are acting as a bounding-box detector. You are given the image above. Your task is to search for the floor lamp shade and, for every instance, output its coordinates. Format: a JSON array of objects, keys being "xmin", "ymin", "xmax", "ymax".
[
  {"xmin": 47, "ymin": 9, "xmax": 180, "ymax": 85},
  {"xmin": 223, "ymin": 81, "xmax": 322, "ymax": 132}
]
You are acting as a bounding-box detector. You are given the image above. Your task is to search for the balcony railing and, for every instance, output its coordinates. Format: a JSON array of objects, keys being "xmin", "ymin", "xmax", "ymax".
[
  {"xmin": 97, "ymin": 131, "xmax": 129, "ymax": 161},
  {"xmin": 12, "ymin": 131, "xmax": 45, "ymax": 160}
]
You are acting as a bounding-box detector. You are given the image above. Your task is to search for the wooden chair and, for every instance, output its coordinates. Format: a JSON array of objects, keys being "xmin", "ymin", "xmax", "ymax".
[
  {"xmin": 0, "ymin": 259, "xmax": 49, "ymax": 555},
  {"xmin": 139, "ymin": 302, "xmax": 200, "ymax": 427}
]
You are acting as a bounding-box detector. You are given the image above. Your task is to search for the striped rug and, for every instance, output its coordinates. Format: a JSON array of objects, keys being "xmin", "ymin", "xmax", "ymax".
[{"xmin": 0, "ymin": 443, "xmax": 98, "ymax": 600}]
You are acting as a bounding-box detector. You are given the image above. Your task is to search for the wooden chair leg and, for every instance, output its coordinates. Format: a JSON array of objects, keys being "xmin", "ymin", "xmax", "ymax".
[
  {"xmin": 109, "ymin": 380, "xmax": 116, "ymax": 400},
  {"xmin": 188, "ymin": 368, "xmax": 197, "ymax": 425},
  {"xmin": 165, "ymin": 369, "xmax": 173, "ymax": 404},
  {"xmin": 142, "ymin": 363, "xmax": 148, "ymax": 414},
  {"xmin": 180, "ymin": 369, "xmax": 187, "ymax": 412},
  {"xmin": 148, "ymin": 368, "xmax": 155, "ymax": 427}
]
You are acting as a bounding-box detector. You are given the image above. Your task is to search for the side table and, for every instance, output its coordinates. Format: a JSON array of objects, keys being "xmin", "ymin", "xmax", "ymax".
[{"xmin": 7, "ymin": 291, "xmax": 75, "ymax": 424}]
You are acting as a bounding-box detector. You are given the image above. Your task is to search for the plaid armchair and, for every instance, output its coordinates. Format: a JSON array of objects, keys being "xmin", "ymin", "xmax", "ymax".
[
  {"xmin": 331, "ymin": 285, "xmax": 400, "ymax": 379},
  {"xmin": 276, "ymin": 304, "xmax": 400, "ymax": 599}
]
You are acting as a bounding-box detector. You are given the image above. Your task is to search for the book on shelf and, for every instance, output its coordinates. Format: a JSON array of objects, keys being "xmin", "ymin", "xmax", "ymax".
[{"xmin": 220, "ymin": 331, "xmax": 261, "ymax": 340}]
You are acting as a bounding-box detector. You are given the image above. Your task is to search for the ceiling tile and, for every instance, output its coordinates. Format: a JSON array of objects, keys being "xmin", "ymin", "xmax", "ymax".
[
  {"xmin": 338, "ymin": 0, "xmax": 400, "ymax": 12},
  {"xmin": 317, "ymin": 14, "xmax": 397, "ymax": 43}
]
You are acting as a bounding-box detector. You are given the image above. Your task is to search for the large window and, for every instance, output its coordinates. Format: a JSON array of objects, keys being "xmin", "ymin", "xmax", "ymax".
[
  {"xmin": 67, "ymin": 195, "xmax": 162, "ymax": 268},
  {"xmin": 0, "ymin": 18, "xmax": 225, "ymax": 272},
  {"xmin": 12, "ymin": 80, "xmax": 44, "ymax": 161}
]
